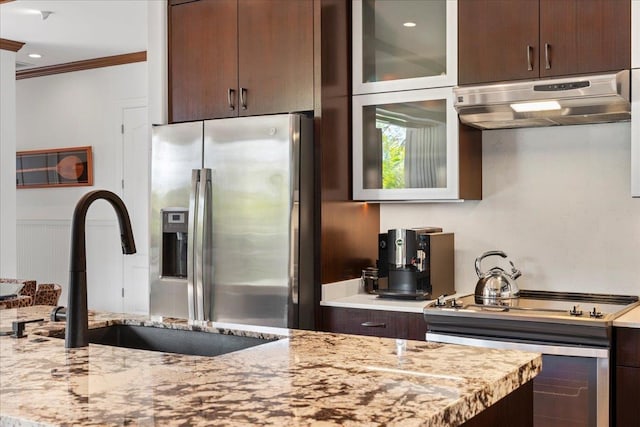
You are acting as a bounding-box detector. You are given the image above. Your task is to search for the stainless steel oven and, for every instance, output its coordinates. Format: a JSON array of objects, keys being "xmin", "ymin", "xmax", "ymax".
[{"xmin": 424, "ymin": 291, "xmax": 639, "ymax": 427}]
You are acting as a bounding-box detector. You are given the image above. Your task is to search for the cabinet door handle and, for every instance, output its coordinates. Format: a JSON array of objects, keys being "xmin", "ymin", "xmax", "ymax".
[
  {"xmin": 526, "ymin": 45, "xmax": 533, "ymax": 71},
  {"xmin": 544, "ymin": 43, "xmax": 551, "ymax": 70},
  {"xmin": 240, "ymin": 87, "xmax": 247, "ymax": 110},
  {"xmin": 361, "ymin": 321, "xmax": 386, "ymax": 328},
  {"xmin": 227, "ymin": 88, "xmax": 235, "ymax": 111}
]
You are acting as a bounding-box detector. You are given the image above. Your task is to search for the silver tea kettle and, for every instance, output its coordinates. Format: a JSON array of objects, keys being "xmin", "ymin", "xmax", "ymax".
[{"xmin": 474, "ymin": 250, "xmax": 521, "ymax": 301}]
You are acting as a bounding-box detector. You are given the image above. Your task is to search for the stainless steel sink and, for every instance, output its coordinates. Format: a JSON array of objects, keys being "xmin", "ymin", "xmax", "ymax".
[{"xmin": 54, "ymin": 324, "xmax": 276, "ymax": 357}]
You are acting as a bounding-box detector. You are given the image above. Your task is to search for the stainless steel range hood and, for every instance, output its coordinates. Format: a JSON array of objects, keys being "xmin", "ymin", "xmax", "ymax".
[{"xmin": 454, "ymin": 70, "xmax": 631, "ymax": 130}]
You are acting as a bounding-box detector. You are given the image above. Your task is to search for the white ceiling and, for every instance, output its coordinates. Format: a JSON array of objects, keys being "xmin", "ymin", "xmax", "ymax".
[{"xmin": 0, "ymin": 0, "xmax": 147, "ymax": 70}]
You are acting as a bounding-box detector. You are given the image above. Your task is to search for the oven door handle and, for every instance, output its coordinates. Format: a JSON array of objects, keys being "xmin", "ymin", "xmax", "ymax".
[
  {"xmin": 426, "ymin": 332, "xmax": 609, "ymax": 359},
  {"xmin": 480, "ymin": 306, "xmax": 509, "ymax": 312}
]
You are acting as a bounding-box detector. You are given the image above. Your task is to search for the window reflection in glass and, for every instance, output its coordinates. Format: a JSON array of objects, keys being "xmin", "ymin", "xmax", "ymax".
[{"xmin": 362, "ymin": 100, "xmax": 447, "ymax": 190}]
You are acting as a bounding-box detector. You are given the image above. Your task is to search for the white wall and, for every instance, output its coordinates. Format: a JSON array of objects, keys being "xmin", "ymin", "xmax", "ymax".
[
  {"xmin": 148, "ymin": 0, "xmax": 167, "ymax": 125},
  {"xmin": 632, "ymin": 0, "xmax": 639, "ymax": 69},
  {"xmin": 633, "ymin": 70, "xmax": 640, "ymax": 197},
  {"xmin": 15, "ymin": 62, "xmax": 148, "ymax": 311},
  {"xmin": 381, "ymin": 123, "xmax": 640, "ymax": 296},
  {"xmin": 0, "ymin": 49, "xmax": 17, "ymax": 278}
]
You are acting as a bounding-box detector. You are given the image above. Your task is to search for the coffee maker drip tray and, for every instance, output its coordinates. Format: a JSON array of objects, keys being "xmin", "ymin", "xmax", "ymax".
[{"xmin": 376, "ymin": 290, "xmax": 431, "ymax": 301}]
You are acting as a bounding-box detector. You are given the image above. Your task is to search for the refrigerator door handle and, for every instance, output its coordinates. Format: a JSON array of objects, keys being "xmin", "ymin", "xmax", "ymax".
[
  {"xmin": 194, "ymin": 168, "xmax": 212, "ymax": 321},
  {"xmin": 187, "ymin": 169, "xmax": 200, "ymax": 320}
]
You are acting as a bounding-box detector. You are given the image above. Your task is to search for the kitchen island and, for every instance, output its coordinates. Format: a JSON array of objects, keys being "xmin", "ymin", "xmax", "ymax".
[{"xmin": 0, "ymin": 306, "xmax": 540, "ymax": 426}]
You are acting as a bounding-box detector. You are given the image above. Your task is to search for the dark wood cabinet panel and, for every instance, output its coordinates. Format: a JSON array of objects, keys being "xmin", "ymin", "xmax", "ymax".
[
  {"xmin": 312, "ymin": 0, "xmax": 380, "ymax": 324},
  {"xmin": 616, "ymin": 366, "xmax": 640, "ymax": 426},
  {"xmin": 458, "ymin": 121, "xmax": 483, "ymax": 200},
  {"xmin": 169, "ymin": 0, "xmax": 314, "ymax": 122},
  {"xmin": 539, "ymin": 0, "xmax": 630, "ymax": 78},
  {"xmin": 616, "ymin": 327, "xmax": 640, "ymax": 368},
  {"xmin": 238, "ymin": 0, "xmax": 314, "ymax": 116},
  {"xmin": 459, "ymin": 0, "xmax": 631, "ymax": 85},
  {"xmin": 169, "ymin": 0, "xmax": 238, "ymax": 122},
  {"xmin": 462, "ymin": 381, "xmax": 533, "ymax": 427},
  {"xmin": 615, "ymin": 327, "xmax": 640, "ymax": 426},
  {"xmin": 458, "ymin": 0, "xmax": 539, "ymax": 85},
  {"xmin": 321, "ymin": 306, "xmax": 427, "ymax": 341}
]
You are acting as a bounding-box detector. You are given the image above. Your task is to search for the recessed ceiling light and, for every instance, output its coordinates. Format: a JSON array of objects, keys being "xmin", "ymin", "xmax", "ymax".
[
  {"xmin": 403, "ymin": 22, "xmax": 417, "ymax": 28},
  {"xmin": 28, "ymin": 53, "xmax": 42, "ymax": 59}
]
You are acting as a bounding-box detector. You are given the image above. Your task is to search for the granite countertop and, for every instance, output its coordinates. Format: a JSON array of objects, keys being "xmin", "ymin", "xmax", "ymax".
[
  {"xmin": 0, "ymin": 306, "xmax": 541, "ymax": 426},
  {"xmin": 320, "ymin": 278, "xmax": 462, "ymax": 313},
  {"xmin": 614, "ymin": 305, "xmax": 640, "ymax": 328}
]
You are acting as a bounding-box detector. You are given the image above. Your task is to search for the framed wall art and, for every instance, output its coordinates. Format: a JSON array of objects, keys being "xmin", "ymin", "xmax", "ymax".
[{"xmin": 16, "ymin": 146, "xmax": 94, "ymax": 189}]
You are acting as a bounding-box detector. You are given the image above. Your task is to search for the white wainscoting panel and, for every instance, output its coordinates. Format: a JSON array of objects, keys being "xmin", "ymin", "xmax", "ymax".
[
  {"xmin": 17, "ymin": 219, "xmax": 125, "ymax": 312},
  {"xmin": 123, "ymin": 254, "xmax": 149, "ymax": 314}
]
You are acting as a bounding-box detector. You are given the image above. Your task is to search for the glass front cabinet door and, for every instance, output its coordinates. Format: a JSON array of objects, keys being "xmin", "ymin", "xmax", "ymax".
[
  {"xmin": 354, "ymin": 88, "xmax": 453, "ymax": 200},
  {"xmin": 353, "ymin": 88, "xmax": 481, "ymax": 201},
  {"xmin": 352, "ymin": 0, "xmax": 457, "ymax": 94}
]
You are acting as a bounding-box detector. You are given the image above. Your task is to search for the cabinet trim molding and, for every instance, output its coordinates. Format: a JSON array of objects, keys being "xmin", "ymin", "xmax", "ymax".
[
  {"xmin": 0, "ymin": 38, "xmax": 24, "ymax": 52},
  {"xmin": 16, "ymin": 51, "xmax": 146, "ymax": 80}
]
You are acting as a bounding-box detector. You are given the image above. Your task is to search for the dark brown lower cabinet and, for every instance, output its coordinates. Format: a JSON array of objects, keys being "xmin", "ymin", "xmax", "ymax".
[
  {"xmin": 321, "ymin": 306, "xmax": 427, "ymax": 340},
  {"xmin": 615, "ymin": 327, "xmax": 640, "ymax": 426},
  {"xmin": 616, "ymin": 367, "xmax": 640, "ymax": 426},
  {"xmin": 462, "ymin": 380, "xmax": 533, "ymax": 427}
]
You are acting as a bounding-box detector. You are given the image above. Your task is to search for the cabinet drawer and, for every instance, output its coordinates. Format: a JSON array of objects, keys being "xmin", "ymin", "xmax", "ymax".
[
  {"xmin": 616, "ymin": 327, "xmax": 640, "ymax": 367},
  {"xmin": 321, "ymin": 306, "xmax": 427, "ymax": 341}
]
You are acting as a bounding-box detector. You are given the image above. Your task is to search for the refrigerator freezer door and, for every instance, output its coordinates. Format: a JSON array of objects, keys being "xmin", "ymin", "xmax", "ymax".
[
  {"xmin": 203, "ymin": 114, "xmax": 299, "ymax": 328},
  {"xmin": 150, "ymin": 122, "xmax": 203, "ymax": 319}
]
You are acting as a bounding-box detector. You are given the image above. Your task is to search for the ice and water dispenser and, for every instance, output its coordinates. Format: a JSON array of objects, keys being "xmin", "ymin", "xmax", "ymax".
[{"xmin": 161, "ymin": 209, "xmax": 188, "ymax": 278}]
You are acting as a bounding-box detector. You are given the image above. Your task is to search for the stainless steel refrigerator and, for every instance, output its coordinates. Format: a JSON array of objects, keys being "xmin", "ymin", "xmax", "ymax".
[{"xmin": 149, "ymin": 114, "xmax": 315, "ymax": 329}]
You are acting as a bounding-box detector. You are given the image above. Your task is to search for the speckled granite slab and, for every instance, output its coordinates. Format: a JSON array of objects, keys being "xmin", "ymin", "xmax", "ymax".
[{"xmin": 0, "ymin": 306, "xmax": 541, "ymax": 426}]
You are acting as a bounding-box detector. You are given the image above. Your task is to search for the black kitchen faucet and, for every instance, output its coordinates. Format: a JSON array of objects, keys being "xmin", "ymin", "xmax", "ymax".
[{"xmin": 66, "ymin": 190, "xmax": 136, "ymax": 348}]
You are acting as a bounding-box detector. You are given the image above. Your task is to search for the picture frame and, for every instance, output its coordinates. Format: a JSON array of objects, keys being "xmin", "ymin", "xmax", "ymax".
[{"xmin": 16, "ymin": 146, "xmax": 94, "ymax": 189}]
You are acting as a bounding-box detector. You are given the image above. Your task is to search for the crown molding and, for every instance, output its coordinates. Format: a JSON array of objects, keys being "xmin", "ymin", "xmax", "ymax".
[
  {"xmin": 16, "ymin": 51, "xmax": 147, "ymax": 80},
  {"xmin": 0, "ymin": 38, "xmax": 25, "ymax": 52}
]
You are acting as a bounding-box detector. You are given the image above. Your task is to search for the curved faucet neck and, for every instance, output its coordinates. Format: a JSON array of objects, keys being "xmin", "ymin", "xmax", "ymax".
[{"xmin": 66, "ymin": 190, "xmax": 136, "ymax": 348}]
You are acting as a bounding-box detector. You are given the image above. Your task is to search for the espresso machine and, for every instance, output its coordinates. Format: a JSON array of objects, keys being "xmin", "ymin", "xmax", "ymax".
[{"xmin": 376, "ymin": 228, "xmax": 455, "ymax": 300}]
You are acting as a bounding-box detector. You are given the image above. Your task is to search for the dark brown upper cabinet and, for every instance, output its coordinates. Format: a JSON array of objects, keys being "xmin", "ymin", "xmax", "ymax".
[
  {"xmin": 169, "ymin": 0, "xmax": 314, "ymax": 123},
  {"xmin": 458, "ymin": 0, "xmax": 631, "ymax": 85}
]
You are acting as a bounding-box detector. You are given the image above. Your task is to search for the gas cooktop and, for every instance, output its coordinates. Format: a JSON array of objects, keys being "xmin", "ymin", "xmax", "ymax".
[
  {"xmin": 426, "ymin": 290, "xmax": 638, "ymax": 323},
  {"xmin": 424, "ymin": 290, "xmax": 640, "ymax": 346}
]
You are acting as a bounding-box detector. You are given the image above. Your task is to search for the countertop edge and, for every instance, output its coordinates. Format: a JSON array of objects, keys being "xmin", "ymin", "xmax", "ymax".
[
  {"xmin": 613, "ymin": 305, "xmax": 640, "ymax": 328},
  {"xmin": 321, "ymin": 278, "xmax": 445, "ymax": 313}
]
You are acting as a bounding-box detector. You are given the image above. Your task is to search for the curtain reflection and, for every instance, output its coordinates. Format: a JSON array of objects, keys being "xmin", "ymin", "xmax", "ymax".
[
  {"xmin": 404, "ymin": 124, "xmax": 446, "ymax": 188},
  {"xmin": 363, "ymin": 101, "xmax": 447, "ymax": 190}
]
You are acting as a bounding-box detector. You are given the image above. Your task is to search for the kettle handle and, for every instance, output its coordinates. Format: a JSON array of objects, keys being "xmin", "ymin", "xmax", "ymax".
[{"xmin": 475, "ymin": 250, "xmax": 508, "ymax": 278}]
